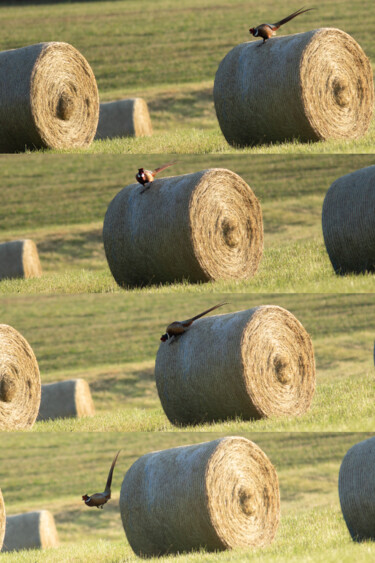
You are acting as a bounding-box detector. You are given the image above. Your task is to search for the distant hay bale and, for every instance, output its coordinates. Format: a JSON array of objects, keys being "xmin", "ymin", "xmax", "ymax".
[
  {"xmin": 0, "ymin": 42, "xmax": 99, "ymax": 152},
  {"xmin": 103, "ymin": 168, "xmax": 263, "ymax": 286},
  {"xmin": 214, "ymin": 28, "xmax": 373, "ymax": 146},
  {"xmin": 0, "ymin": 491, "xmax": 5, "ymax": 550},
  {"xmin": 322, "ymin": 165, "xmax": 375, "ymax": 274},
  {"xmin": 37, "ymin": 379, "xmax": 95, "ymax": 421},
  {"xmin": 95, "ymin": 98, "xmax": 152, "ymax": 139},
  {"xmin": 155, "ymin": 305, "xmax": 315, "ymax": 425},
  {"xmin": 0, "ymin": 324, "xmax": 41, "ymax": 430},
  {"xmin": 2, "ymin": 511, "xmax": 58, "ymax": 552},
  {"xmin": 339, "ymin": 436, "xmax": 375, "ymax": 541},
  {"xmin": 120, "ymin": 436, "xmax": 280, "ymax": 556},
  {"xmin": 0, "ymin": 240, "xmax": 42, "ymax": 281}
]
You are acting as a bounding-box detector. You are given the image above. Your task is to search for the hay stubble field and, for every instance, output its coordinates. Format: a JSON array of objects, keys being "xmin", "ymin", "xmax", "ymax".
[
  {"xmin": 0, "ymin": 292, "xmax": 373, "ymax": 433},
  {"xmin": 1, "ymin": 153, "xmax": 375, "ymax": 294},
  {"xmin": 1, "ymin": 1, "xmax": 375, "ymax": 561},
  {"xmin": 2, "ymin": 432, "xmax": 375, "ymax": 562},
  {"xmin": 1, "ymin": 0, "xmax": 375, "ymax": 153}
]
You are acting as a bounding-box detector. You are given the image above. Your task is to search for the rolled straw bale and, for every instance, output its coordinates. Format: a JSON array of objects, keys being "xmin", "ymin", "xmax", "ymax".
[
  {"xmin": 37, "ymin": 378, "xmax": 95, "ymax": 421},
  {"xmin": 214, "ymin": 28, "xmax": 373, "ymax": 146},
  {"xmin": 155, "ymin": 305, "xmax": 315, "ymax": 425},
  {"xmin": 0, "ymin": 324, "xmax": 41, "ymax": 430},
  {"xmin": 0, "ymin": 490, "xmax": 5, "ymax": 550},
  {"xmin": 339, "ymin": 436, "xmax": 375, "ymax": 541},
  {"xmin": 0, "ymin": 42, "xmax": 99, "ymax": 152},
  {"xmin": 0, "ymin": 240, "xmax": 42, "ymax": 281},
  {"xmin": 95, "ymin": 98, "xmax": 152, "ymax": 140},
  {"xmin": 322, "ymin": 165, "xmax": 375, "ymax": 274},
  {"xmin": 103, "ymin": 168, "xmax": 263, "ymax": 286},
  {"xmin": 120, "ymin": 436, "xmax": 280, "ymax": 556},
  {"xmin": 2, "ymin": 511, "xmax": 58, "ymax": 552}
]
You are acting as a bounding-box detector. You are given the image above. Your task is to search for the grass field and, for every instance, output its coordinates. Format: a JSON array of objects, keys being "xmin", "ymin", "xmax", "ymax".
[
  {"xmin": 1, "ymin": 0, "xmax": 375, "ymax": 153},
  {"xmin": 0, "ymin": 292, "xmax": 373, "ymax": 432},
  {"xmin": 1, "ymin": 432, "xmax": 375, "ymax": 561},
  {"xmin": 1, "ymin": 153, "xmax": 375, "ymax": 294}
]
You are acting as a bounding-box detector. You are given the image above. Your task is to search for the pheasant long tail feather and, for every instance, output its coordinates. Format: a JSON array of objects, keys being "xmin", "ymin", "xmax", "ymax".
[
  {"xmin": 152, "ymin": 161, "xmax": 177, "ymax": 176},
  {"xmin": 105, "ymin": 451, "xmax": 120, "ymax": 493},
  {"xmin": 186, "ymin": 302, "xmax": 229, "ymax": 325},
  {"xmin": 273, "ymin": 7, "xmax": 313, "ymax": 28}
]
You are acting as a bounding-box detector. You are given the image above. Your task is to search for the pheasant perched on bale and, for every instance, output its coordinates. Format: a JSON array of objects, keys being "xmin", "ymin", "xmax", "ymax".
[{"xmin": 249, "ymin": 7, "xmax": 313, "ymax": 44}]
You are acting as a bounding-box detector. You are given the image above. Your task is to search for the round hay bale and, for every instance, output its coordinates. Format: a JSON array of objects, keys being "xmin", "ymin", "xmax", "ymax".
[
  {"xmin": 339, "ymin": 436, "xmax": 375, "ymax": 541},
  {"xmin": 155, "ymin": 305, "xmax": 315, "ymax": 425},
  {"xmin": 0, "ymin": 240, "xmax": 42, "ymax": 281},
  {"xmin": 95, "ymin": 98, "xmax": 152, "ymax": 140},
  {"xmin": 0, "ymin": 490, "xmax": 5, "ymax": 550},
  {"xmin": 214, "ymin": 28, "xmax": 373, "ymax": 146},
  {"xmin": 103, "ymin": 168, "xmax": 263, "ymax": 286},
  {"xmin": 322, "ymin": 165, "xmax": 375, "ymax": 274},
  {"xmin": 37, "ymin": 378, "xmax": 95, "ymax": 421},
  {"xmin": 120, "ymin": 436, "xmax": 280, "ymax": 556},
  {"xmin": 0, "ymin": 324, "xmax": 41, "ymax": 430},
  {"xmin": 2, "ymin": 510, "xmax": 58, "ymax": 552},
  {"xmin": 0, "ymin": 42, "xmax": 99, "ymax": 152}
]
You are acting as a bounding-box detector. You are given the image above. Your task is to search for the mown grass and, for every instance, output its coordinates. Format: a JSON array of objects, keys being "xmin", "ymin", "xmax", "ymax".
[
  {"xmin": 1, "ymin": 153, "xmax": 375, "ymax": 295},
  {"xmin": 0, "ymin": 292, "xmax": 373, "ymax": 432},
  {"xmin": 0, "ymin": 0, "xmax": 374, "ymax": 153},
  {"xmin": 1, "ymin": 432, "xmax": 375, "ymax": 561}
]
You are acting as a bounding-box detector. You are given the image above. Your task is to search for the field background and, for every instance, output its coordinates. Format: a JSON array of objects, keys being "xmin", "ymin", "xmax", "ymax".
[
  {"xmin": 0, "ymin": 292, "xmax": 373, "ymax": 432},
  {"xmin": 1, "ymin": 153, "xmax": 375, "ymax": 294},
  {"xmin": 1, "ymin": 432, "xmax": 375, "ymax": 562},
  {"xmin": 0, "ymin": 0, "xmax": 375, "ymax": 153}
]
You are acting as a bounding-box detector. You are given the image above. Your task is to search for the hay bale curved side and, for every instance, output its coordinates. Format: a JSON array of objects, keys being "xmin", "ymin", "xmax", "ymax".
[
  {"xmin": 0, "ymin": 490, "xmax": 5, "ymax": 550},
  {"xmin": 214, "ymin": 28, "xmax": 373, "ymax": 146},
  {"xmin": 155, "ymin": 305, "xmax": 315, "ymax": 425},
  {"xmin": 103, "ymin": 168, "xmax": 263, "ymax": 286},
  {"xmin": 95, "ymin": 98, "xmax": 152, "ymax": 139},
  {"xmin": 2, "ymin": 511, "xmax": 58, "ymax": 552},
  {"xmin": 120, "ymin": 436, "xmax": 280, "ymax": 556},
  {"xmin": 339, "ymin": 436, "xmax": 375, "ymax": 540},
  {"xmin": 0, "ymin": 240, "xmax": 42, "ymax": 280},
  {"xmin": 37, "ymin": 379, "xmax": 95, "ymax": 421},
  {"xmin": 0, "ymin": 42, "xmax": 99, "ymax": 152},
  {"xmin": 0, "ymin": 324, "xmax": 41, "ymax": 430},
  {"xmin": 322, "ymin": 165, "xmax": 375, "ymax": 273}
]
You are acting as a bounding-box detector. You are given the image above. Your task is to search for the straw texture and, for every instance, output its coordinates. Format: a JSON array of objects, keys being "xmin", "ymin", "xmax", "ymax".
[
  {"xmin": 214, "ymin": 28, "xmax": 373, "ymax": 146},
  {"xmin": 0, "ymin": 324, "xmax": 41, "ymax": 430},
  {"xmin": 339, "ymin": 436, "xmax": 375, "ymax": 541},
  {"xmin": 95, "ymin": 98, "xmax": 152, "ymax": 139},
  {"xmin": 0, "ymin": 239, "xmax": 42, "ymax": 280},
  {"xmin": 155, "ymin": 305, "xmax": 315, "ymax": 425},
  {"xmin": 120, "ymin": 436, "xmax": 280, "ymax": 557},
  {"xmin": 103, "ymin": 168, "xmax": 263, "ymax": 286},
  {"xmin": 0, "ymin": 42, "xmax": 99, "ymax": 152},
  {"xmin": 2, "ymin": 511, "xmax": 58, "ymax": 552},
  {"xmin": 322, "ymin": 165, "xmax": 375, "ymax": 273},
  {"xmin": 0, "ymin": 491, "xmax": 5, "ymax": 550},
  {"xmin": 37, "ymin": 379, "xmax": 95, "ymax": 421}
]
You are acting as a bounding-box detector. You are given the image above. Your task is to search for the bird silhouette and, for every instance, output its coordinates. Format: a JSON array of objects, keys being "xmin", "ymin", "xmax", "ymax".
[
  {"xmin": 160, "ymin": 303, "xmax": 228, "ymax": 342},
  {"xmin": 82, "ymin": 451, "xmax": 120, "ymax": 509},
  {"xmin": 249, "ymin": 7, "xmax": 313, "ymax": 44},
  {"xmin": 136, "ymin": 162, "xmax": 176, "ymax": 193}
]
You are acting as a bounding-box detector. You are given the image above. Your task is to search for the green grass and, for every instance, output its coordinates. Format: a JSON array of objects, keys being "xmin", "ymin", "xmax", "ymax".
[
  {"xmin": 1, "ymin": 0, "xmax": 375, "ymax": 153},
  {"xmin": 1, "ymin": 432, "xmax": 375, "ymax": 561},
  {"xmin": 1, "ymin": 153, "xmax": 375, "ymax": 294},
  {"xmin": 0, "ymin": 292, "xmax": 373, "ymax": 432}
]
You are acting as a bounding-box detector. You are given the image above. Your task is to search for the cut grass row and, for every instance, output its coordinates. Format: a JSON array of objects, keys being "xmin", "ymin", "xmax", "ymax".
[
  {"xmin": 1, "ymin": 432, "xmax": 374, "ymax": 561},
  {"xmin": 1, "ymin": 154, "xmax": 374, "ymax": 294},
  {"xmin": 1, "ymin": 0, "xmax": 375, "ymax": 153},
  {"xmin": 1, "ymin": 292, "xmax": 373, "ymax": 432}
]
